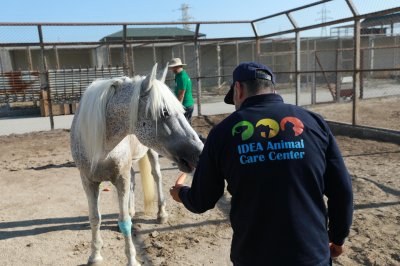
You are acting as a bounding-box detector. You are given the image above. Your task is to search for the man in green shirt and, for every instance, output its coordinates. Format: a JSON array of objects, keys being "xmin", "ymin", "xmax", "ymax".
[{"xmin": 168, "ymin": 58, "xmax": 195, "ymax": 124}]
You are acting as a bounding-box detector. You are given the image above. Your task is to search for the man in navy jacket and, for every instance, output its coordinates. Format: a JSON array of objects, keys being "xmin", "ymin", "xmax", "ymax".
[{"xmin": 170, "ymin": 62, "xmax": 353, "ymax": 266}]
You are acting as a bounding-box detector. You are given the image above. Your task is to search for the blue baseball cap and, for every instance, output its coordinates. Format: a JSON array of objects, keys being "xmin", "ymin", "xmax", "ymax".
[{"xmin": 224, "ymin": 62, "xmax": 275, "ymax": 104}]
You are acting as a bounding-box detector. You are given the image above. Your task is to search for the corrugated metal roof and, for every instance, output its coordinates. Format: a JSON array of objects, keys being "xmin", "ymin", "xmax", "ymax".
[
  {"xmin": 100, "ymin": 27, "xmax": 205, "ymax": 41},
  {"xmin": 362, "ymin": 12, "xmax": 400, "ymax": 27}
]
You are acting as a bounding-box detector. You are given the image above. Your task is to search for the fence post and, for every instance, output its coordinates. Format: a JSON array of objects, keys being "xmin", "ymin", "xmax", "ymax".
[
  {"xmin": 182, "ymin": 44, "xmax": 186, "ymax": 63},
  {"xmin": 152, "ymin": 43, "xmax": 157, "ymax": 65},
  {"xmin": 194, "ymin": 23, "xmax": 202, "ymax": 116},
  {"xmin": 250, "ymin": 21, "xmax": 259, "ymax": 62},
  {"xmin": 195, "ymin": 41, "xmax": 202, "ymax": 116},
  {"xmin": 335, "ymin": 38, "xmax": 342, "ymax": 103},
  {"xmin": 129, "ymin": 45, "xmax": 135, "ymax": 76},
  {"xmin": 286, "ymin": 12, "xmax": 300, "ymax": 106},
  {"xmin": 122, "ymin": 24, "xmax": 129, "ymax": 76},
  {"xmin": 38, "ymin": 25, "xmax": 54, "ymax": 129},
  {"xmin": 360, "ymin": 49, "xmax": 364, "ymax": 99},
  {"xmin": 54, "ymin": 45, "xmax": 60, "ymax": 70},
  {"xmin": 295, "ymin": 31, "xmax": 301, "ymax": 106},
  {"xmin": 107, "ymin": 45, "xmax": 112, "ymax": 66},
  {"xmin": 346, "ymin": 0, "xmax": 360, "ymax": 126},
  {"xmin": 352, "ymin": 18, "xmax": 361, "ymax": 126},
  {"xmin": 216, "ymin": 43, "xmax": 221, "ymax": 87},
  {"xmin": 26, "ymin": 46, "xmax": 33, "ymax": 71},
  {"xmin": 235, "ymin": 41, "xmax": 239, "ymax": 65},
  {"xmin": 312, "ymin": 49, "xmax": 316, "ymax": 105}
]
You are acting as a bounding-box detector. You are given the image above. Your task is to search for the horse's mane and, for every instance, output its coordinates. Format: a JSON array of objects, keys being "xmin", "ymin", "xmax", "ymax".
[
  {"xmin": 74, "ymin": 75, "xmax": 184, "ymax": 173},
  {"xmin": 130, "ymin": 76, "xmax": 185, "ymax": 130}
]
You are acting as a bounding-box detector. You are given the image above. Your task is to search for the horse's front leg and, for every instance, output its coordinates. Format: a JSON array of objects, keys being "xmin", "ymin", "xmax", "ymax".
[
  {"xmin": 81, "ymin": 177, "xmax": 103, "ymax": 264},
  {"xmin": 114, "ymin": 172, "xmax": 141, "ymax": 266},
  {"xmin": 147, "ymin": 149, "xmax": 168, "ymax": 223}
]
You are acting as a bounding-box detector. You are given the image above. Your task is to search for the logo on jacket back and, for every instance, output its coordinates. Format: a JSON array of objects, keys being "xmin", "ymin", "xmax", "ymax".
[
  {"xmin": 232, "ymin": 121, "xmax": 254, "ymax": 141},
  {"xmin": 232, "ymin": 117, "xmax": 305, "ymax": 164}
]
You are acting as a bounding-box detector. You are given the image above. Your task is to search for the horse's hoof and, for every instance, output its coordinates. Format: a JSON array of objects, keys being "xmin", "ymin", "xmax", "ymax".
[
  {"xmin": 88, "ymin": 254, "xmax": 103, "ymax": 265},
  {"xmin": 127, "ymin": 259, "xmax": 141, "ymax": 266},
  {"xmin": 157, "ymin": 215, "xmax": 168, "ymax": 224}
]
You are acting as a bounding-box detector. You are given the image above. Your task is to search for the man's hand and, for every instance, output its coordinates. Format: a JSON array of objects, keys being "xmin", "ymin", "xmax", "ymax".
[
  {"xmin": 169, "ymin": 172, "xmax": 187, "ymax": 203},
  {"xmin": 329, "ymin": 242, "xmax": 343, "ymax": 258}
]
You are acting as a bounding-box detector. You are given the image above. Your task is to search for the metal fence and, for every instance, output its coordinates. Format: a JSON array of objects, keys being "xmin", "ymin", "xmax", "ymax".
[
  {"xmin": 48, "ymin": 66, "xmax": 126, "ymax": 103},
  {"xmin": 0, "ymin": 0, "xmax": 399, "ymax": 130},
  {"xmin": 0, "ymin": 66, "xmax": 126, "ymax": 104},
  {"xmin": 0, "ymin": 70, "xmax": 41, "ymax": 102}
]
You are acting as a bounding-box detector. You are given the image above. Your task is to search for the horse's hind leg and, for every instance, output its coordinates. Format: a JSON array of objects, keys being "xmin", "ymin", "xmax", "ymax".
[
  {"xmin": 115, "ymin": 172, "xmax": 141, "ymax": 266},
  {"xmin": 128, "ymin": 167, "xmax": 136, "ymax": 218},
  {"xmin": 147, "ymin": 149, "xmax": 168, "ymax": 223},
  {"xmin": 81, "ymin": 178, "xmax": 103, "ymax": 264}
]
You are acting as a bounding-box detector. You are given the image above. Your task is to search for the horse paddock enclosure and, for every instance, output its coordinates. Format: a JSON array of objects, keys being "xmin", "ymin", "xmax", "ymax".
[{"xmin": 0, "ymin": 106, "xmax": 399, "ymax": 265}]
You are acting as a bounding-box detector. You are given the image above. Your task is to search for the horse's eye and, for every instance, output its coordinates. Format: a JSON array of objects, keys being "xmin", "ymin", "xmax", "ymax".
[{"xmin": 162, "ymin": 109, "xmax": 170, "ymax": 117}]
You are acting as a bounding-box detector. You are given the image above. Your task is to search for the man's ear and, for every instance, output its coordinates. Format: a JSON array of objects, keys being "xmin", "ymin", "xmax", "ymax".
[{"xmin": 234, "ymin": 81, "xmax": 244, "ymax": 100}]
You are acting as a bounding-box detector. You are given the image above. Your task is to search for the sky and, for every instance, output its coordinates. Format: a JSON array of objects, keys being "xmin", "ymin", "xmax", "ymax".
[{"xmin": 0, "ymin": 0, "xmax": 398, "ymax": 42}]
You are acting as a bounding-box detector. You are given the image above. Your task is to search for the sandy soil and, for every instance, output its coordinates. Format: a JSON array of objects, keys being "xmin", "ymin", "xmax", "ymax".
[
  {"xmin": 306, "ymin": 96, "xmax": 400, "ymax": 131},
  {"xmin": 0, "ymin": 112, "xmax": 399, "ymax": 266}
]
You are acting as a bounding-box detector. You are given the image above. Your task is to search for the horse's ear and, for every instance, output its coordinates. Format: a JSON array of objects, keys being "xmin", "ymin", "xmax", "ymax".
[
  {"xmin": 141, "ymin": 63, "xmax": 158, "ymax": 95},
  {"xmin": 160, "ymin": 62, "xmax": 169, "ymax": 83}
]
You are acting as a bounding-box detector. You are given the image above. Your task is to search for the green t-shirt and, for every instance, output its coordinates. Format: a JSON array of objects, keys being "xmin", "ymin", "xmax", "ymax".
[{"xmin": 174, "ymin": 70, "xmax": 194, "ymax": 108}]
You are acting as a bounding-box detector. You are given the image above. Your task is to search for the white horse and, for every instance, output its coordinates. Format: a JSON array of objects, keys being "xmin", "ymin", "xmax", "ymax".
[{"xmin": 70, "ymin": 64, "xmax": 203, "ymax": 265}]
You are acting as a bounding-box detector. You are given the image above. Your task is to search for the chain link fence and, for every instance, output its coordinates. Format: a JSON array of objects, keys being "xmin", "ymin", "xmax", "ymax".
[{"xmin": 0, "ymin": 0, "xmax": 399, "ymax": 130}]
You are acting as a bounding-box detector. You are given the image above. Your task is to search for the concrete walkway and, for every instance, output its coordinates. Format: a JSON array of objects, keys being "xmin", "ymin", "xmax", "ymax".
[{"xmin": 0, "ymin": 102, "xmax": 235, "ymax": 136}]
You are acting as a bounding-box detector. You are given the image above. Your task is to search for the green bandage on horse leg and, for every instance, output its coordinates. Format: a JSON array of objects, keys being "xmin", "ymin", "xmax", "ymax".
[{"xmin": 118, "ymin": 219, "xmax": 132, "ymax": 236}]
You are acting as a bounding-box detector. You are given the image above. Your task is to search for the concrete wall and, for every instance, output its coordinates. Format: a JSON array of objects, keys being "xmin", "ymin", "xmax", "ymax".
[
  {"xmin": 95, "ymin": 46, "xmax": 109, "ymax": 67},
  {"xmin": 0, "ymin": 48, "xmax": 12, "ymax": 72},
  {"xmin": 55, "ymin": 48, "xmax": 92, "ymax": 69},
  {"xmin": 11, "ymin": 47, "xmax": 93, "ymax": 70}
]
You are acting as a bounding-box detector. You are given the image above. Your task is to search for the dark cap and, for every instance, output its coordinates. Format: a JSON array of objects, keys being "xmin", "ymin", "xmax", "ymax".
[{"xmin": 224, "ymin": 62, "xmax": 275, "ymax": 104}]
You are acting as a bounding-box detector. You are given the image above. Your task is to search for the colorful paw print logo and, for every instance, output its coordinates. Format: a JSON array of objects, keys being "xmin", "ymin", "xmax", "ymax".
[
  {"xmin": 280, "ymin": 117, "xmax": 304, "ymax": 136},
  {"xmin": 256, "ymin": 119, "xmax": 280, "ymax": 138},
  {"xmin": 232, "ymin": 121, "xmax": 254, "ymax": 141},
  {"xmin": 232, "ymin": 116, "xmax": 304, "ymax": 140}
]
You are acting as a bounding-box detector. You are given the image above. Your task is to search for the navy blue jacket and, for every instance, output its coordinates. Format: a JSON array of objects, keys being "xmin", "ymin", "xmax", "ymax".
[{"xmin": 179, "ymin": 94, "xmax": 353, "ymax": 266}]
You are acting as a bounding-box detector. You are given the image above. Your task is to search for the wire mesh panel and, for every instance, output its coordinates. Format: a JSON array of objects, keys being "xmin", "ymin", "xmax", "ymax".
[
  {"xmin": 0, "ymin": 70, "xmax": 41, "ymax": 103},
  {"xmin": 48, "ymin": 66, "xmax": 126, "ymax": 103},
  {"xmin": 0, "ymin": 2, "xmax": 399, "ymax": 128},
  {"xmin": 361, "ymin": 35, "xmax": 400, "ymax": 99},
  {"xmin": 41, "ymin": 25, "xmax": 122, "ymax": 43},
  {"xmin": 0, "ymin": 25, "xmax": 39, "ymax": 44},
  {"xmin": 352, "ymin": 0, "xmax": 400, "ymax": 16}
]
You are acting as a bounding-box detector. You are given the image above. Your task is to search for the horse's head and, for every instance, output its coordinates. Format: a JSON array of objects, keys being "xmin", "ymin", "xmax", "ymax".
[{"xmin": 132, "ymin": 64, "xmax": 204, "ymax": 173}]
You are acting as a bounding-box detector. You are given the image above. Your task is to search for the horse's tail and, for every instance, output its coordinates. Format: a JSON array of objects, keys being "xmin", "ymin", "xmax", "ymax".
[{"xmin": 138, "ymin": 154, "xmax": 155, "ymax": 214}]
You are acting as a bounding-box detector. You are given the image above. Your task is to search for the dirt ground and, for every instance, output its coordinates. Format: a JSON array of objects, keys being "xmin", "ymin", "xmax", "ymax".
[
  {"xmin": 0, "ymin": 107, "xmax": 399, "ymax": 265},
  {"xmin": 306, "ymin": 96, "xmax": 400, "ymax": 131}
]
